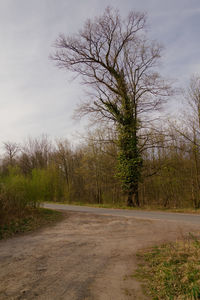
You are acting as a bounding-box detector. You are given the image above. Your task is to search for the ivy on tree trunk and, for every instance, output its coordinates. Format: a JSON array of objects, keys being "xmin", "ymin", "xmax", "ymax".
[{"xmin": 117, "ymin": 120, "xmax": 142, "ymax": 206}]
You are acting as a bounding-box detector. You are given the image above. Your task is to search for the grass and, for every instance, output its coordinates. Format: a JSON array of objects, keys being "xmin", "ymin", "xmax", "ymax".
[
  {"xmin": 45, "ymin": 200, "xmax": 200, "ymax": 214},
  {"xmin": 46, "ymin": 201, "xmax": 129, "ymax": 209},
  {"xmin": 133, "ymin": 233, "xmax": 200, "ymax": 299},
  {"xmin": 0, "ymin": 208, "xmax": 64, "ymax": 240}
]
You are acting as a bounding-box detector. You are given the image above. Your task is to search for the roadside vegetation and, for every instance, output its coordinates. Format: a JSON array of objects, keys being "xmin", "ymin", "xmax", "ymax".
[
  {"xmin": 0, "ymin": 207, "xmax": 63, "ymax": 240},
  {"xmin": 0, "ymin": 156, "xmax": 65, "ymax": 239},
  {"xmin": 134, "ymin": 234, "xmax": 200, "ymax": 299}
]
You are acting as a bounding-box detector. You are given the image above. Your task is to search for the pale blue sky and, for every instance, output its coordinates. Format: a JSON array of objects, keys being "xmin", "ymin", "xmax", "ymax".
[{"xmin": 0, "ymin": 0, "xmax": 199, "ymax": 147}]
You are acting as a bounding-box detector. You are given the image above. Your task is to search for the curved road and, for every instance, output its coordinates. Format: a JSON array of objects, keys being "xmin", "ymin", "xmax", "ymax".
[{"xmin": 44, "ymin": 203, "xmax": 200, "ymax": 225}]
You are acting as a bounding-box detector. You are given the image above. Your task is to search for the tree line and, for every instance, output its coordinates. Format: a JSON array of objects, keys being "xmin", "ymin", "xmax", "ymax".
[{"xmin": 1, "ymin": 82, "xmax": 200, "ymax": 220}]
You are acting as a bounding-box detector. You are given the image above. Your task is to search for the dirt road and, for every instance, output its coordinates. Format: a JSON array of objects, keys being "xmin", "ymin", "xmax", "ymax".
[{"xmin": 0, "ymin": 210, "xmax": 199, "ymax": 300}]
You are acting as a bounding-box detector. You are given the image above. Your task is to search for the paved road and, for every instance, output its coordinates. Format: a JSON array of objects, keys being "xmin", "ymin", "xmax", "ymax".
[{"xmin": 44, "ymin": 203, "xmax": 200, "ymax": 225}]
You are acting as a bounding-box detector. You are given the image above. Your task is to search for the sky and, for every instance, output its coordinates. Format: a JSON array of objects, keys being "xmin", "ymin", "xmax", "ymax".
[{"xmin": 0, "ymin": 0, "xmax": 200, "ymax": 148}]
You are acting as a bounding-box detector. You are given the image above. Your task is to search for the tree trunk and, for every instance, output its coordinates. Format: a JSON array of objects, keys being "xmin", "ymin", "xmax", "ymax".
[
  {"xmin": 127, "ymin": 185, "xmax": 140, "ymax": 207},
  {"xmin": 118, "ymin": 121, "xmax": 142, "ymax": 208},
  {"xmin": 134, "ymin": 185, "xmax": 140, "ymax": 207},
  {"xmin": 127, "ymin": 191, "xmax": 134, "ymax": 207}
]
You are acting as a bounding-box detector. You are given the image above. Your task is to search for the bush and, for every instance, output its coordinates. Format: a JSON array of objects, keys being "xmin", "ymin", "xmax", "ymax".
[
  {"xmin": 0, "ymin": 168, "xmax": 33, "ymax": 220},
  {"xmin": 31, "ymin": 164, "xmax": 67, "ymax": 202},
  {"xmin": 0, "ymin": 165, "xmax": 67, "ymax": 224}
]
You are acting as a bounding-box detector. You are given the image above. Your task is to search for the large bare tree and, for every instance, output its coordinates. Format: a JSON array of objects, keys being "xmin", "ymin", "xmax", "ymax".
[{"xmin": 51, "ymin": 7, "xmax": 171, "ymax": 206}]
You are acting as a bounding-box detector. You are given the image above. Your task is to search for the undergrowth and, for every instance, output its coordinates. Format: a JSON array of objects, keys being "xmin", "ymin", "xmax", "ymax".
[{"xmin": 0, "ymin": 208, "xmax": 63, "ymax": 240}]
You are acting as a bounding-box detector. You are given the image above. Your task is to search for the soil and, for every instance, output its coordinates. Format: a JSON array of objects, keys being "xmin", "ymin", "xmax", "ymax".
[{"xmin": 0, "ymin": 211, "xmax": 199, "ymax": 300}]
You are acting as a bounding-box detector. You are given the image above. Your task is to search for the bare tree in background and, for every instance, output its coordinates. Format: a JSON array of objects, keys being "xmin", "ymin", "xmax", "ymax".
[
  {"xmin": 20, "ymin": 135, "xmax": 52, "ymax": 173},
  {"xmin": 52, "ymin": 7, "xmax": 172, "ymax": 206},
  {"xmin": 55, "ymin": 139, "xmax": 73, "ymax": 190},
  {"xmin": 173, "ymin": 75, "xmax": 200, "ymax": 208},
  {"xmin": 3, "ymin": 142, "xmax": 20, "ymax": 166}
]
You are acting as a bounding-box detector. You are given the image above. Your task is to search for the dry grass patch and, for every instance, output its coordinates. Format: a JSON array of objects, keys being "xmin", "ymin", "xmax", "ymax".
[
  {"xmin": 0, "ymin": 208, "xmax": 64, "ymax": 240},
  {"xmin": 134, "ymin": 233, "xmax": 200, "ymax": 299}
]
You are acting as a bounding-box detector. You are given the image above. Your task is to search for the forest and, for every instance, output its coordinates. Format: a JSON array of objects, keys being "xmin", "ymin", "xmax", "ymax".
[
  {"xmin": 1, "ymin": 91, "xmax": 200, "ymax": 218},
  {"xmin": 1, "ymin": 8, "xmax": 200, "ymax": 227}
]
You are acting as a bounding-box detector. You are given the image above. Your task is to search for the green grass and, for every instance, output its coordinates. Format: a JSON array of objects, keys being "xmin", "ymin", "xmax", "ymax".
[
  {"xmin": 133, "ymin": 234, "xmax": 200, "ymax": 299},
  {"xmin": 0, "ymin": 208, "xmax": 64, "ymax": 240}
]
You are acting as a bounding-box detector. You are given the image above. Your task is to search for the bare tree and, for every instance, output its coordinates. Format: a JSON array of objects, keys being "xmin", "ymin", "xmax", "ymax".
[
  {"xmin": 3, "ymin": 141, "xmax": 20, "ymax": 166},
  {"xmin": 55, "ymin": 139, "xmax": 73, "ymax": 190},
  {"xmin": 20, "ymin": 135, "xmax": 52, "ymax": 172},
  {"xmin": 51, "ymin": 7, "xmax": 172, "ymax": 206},
  {"xmin": 175, "ymin": 75, "xmax": 200, "ymax": 208}
]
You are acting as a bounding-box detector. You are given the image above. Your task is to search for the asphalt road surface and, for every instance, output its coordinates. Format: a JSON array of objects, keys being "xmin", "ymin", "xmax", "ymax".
[{"xmin": 44, "ymin": 203, "xmax": 200, "ymax": 225}]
